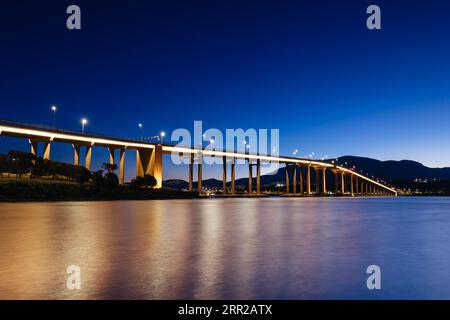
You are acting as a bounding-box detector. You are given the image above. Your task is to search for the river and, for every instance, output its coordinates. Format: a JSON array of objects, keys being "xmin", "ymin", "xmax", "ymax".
[{"xmin": 1, "ymin": 197, "xmax": 450, "ymax": 299}]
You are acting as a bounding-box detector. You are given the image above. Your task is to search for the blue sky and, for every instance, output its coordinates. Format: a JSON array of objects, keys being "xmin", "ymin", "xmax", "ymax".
[{"xmin": 1, "ymin": 0, "xmax": 450, "ymax": 180}]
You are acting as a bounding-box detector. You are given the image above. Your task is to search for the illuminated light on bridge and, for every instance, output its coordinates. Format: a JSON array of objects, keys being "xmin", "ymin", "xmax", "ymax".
[{"xmin": 0, "ymin": 120, "xmax": 397, "ymax": 196}]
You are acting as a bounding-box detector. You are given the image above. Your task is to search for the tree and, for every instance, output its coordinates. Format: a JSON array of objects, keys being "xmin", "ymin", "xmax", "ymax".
[
  {"xmin": 143, "ymin": 174, "xmax": 157, "ymax": 188},
  {"xmin": 130, "ymin": 176, "xmax": 144, "ymax": 188},
  {"xmin": 7, "ymin": 150, "xmax": 34, "ymax": 178},
  {"xmin": 31, "ymin": 157, "xmax": 46, "ymax": 178},
  {"xmin": 0, "ymin": 154, "xmax": 8, "ymax": 177},
  {"xmin": 104, "ymin": 172, "xmax": 119, "ymax": 188},
  {"xmin": 130, "ymin": 174, "xmax": 157, "ymax": 188},
  {"xmin": 91, "ymin": 170, "xmax": 104, "ymax": 187},
  {"xmin": 74, "ymin": 166, "xmax": 91, "ymax": 184},
  {"xmin": 102, "ymin": 163, "xmax": 117, "ymax": 173}
]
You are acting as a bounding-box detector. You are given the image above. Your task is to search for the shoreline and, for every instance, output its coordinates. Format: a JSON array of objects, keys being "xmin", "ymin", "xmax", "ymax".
[{"xmin": 1, "ymin": 178, "xmax": 448, "ymax": 203}]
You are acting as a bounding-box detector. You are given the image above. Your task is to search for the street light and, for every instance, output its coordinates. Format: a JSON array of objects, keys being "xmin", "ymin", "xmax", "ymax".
[
  {"xmin": 138, "ymin": 123, "xmax": 143, "ymax": 141},
  {"xmin": 160, "ymin": 131, "xmax": 165, "ymax": 144},
  {"xmin": 81, "ymin": 118, "xmax": 88, "ymax": 134},
  {"xmin": 51, "ymin": 105, "xmax": 57, "ymax": 127}
]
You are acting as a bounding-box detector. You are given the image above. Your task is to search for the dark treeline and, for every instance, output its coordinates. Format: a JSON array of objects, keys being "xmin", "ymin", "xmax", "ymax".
[{"xmin": 0, "ymin": 150, "xmax": 157, "ymax": 188}]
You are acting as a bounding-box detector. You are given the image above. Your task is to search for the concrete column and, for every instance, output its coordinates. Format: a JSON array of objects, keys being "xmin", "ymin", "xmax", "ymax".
[
  {"xmin": 248, "ymin": 162, "xmax": 253, "ymax": 194},
  {"xmin": 73, "ymin": 145, "xmax": 80, "ymax": 166},
  {"xmin": 285, "ymin": 165, "xmax": 290, "ymax": 194},
  {"xmin": 198, "ymin": 153, "xmax": 202, "ymax": 194},
  {"xmin": 135, "ymin": 149, "xmax": 145, "ymax": 177},
  {"xmin": 292, "ymin": 165, "xmax": 297, "ymax": 194},
  {"xmin": 306, "ymin": 165, "xmax": 311, "ymax": 194},
  {"xmin": 350, "ymin": 174, "xmax": 354, "ymax": 196},
  {"xmin": 43, "ymin": 142, "xmax": 51, "ymax": 160},
  {"xmin": 334, "ymin": 172, "xmax": 339, "ymax": 194},
  {"xmin": 315, "ymin": 167, "xmax": 320, "ymax": 194},
  {"xmin": 361, "ymin": 181, "xmax": 364, "ymax": 194},
  {"xmin": 366, "ymin": 182, "xmax": 369, "ymax": 194},
  {"xmin": 355, "ymin": 177, "xmax": 359, "ymax": 194},
  {"xmin": 150, "ymin": 145, "xmax": 163, "ymax": 188},
  {"xmin": 256, "ymin": 159, "xmax": 261, "ymax": 194},
  {"xmin": 322, "ymin": 168, "xmax": 327, "ymax": 195},
  {"xmin": 298, "ymin": 165, "xmax": 303, "ymax": 194},
  {"xmin": 189, "ymin": 153, "xmax": 194, "ymax": 191},
  {"xmin": 119, "ymin": 148, "xmax": 125, "ymax": 185},
  {"xmin": 30, "ymin": 141, "xmax": 37, "ymax": 157},
  {"xmin": 29, "ymin": 141, "xmax": 38, "ymax": 165},
  {"xmin": 340, "ymin": 172, "xmax": 345, "ymax": 194},
  {"xmin": 85, "ymin": 145, "xmax": 92, "ymax": 171},
  {"xmin": 222, "ymin": 156, "xmax": 227, "ymax": 195},
  {"xmin": 231, "ymin": 157, "xmax": 235, "ymax": 194},
  {"xmin": 108, "ymin": 147, "xmax": 115, "ymax": 165}
]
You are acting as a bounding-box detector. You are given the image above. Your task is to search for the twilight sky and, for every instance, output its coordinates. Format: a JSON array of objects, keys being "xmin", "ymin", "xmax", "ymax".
[{"xmin": 1, "ymin": 0, "xmax": 450, "ymax": 180}]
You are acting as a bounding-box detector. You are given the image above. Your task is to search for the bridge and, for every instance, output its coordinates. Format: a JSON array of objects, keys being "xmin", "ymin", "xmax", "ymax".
[{"xmin": 0, "ymin": 119, "xmax": 397, "ymax": 196}]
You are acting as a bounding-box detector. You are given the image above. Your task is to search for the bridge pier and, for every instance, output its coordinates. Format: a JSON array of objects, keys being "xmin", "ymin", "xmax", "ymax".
[
  {"xmin": 119, "ymin": 148, "xmax": 125, "ymax": 184},
  {"xmin": 108, "ymin": 147, "xmax": 115, "ymax": 172},
  {"xmin": 298, "ymin": 165, "xmax": 303, "ymax": 194},
  {"xmin": 256, "ymin": 159, "xmax": 261, "ymax": 194},
  {"xmin": 322, "ymin": 168, "xmax": 327, "ymax": 195},
  {"xmin": 136, "ymin": 146, "xmax": 163, "ymax": 188},
  {"xmin": 306, "ymin": 165, "xmax": 311, "ymax": 194},
  {"xmin": 188, "ymin": 153, "xmax": 194, "ymax": 191},
  {"xmin": 198, "ymin": 153, "xmax": 202, "ymax": 193},
  {"xmin": 350, "ymin": 174, "xmax": 354, "ymax": 196},
  {"xmin": 222, "ymin": 156, "xmax": 227, "ymax": 194},
  {"xmin": 231, "ymin": 157, "xmax": 236, "ymax": 194},
  {"xmin": 292, "ymin": 165, "xmax": 297, "ymax": 194},
  {"xmin": 43, "ymin": 142, "xmax": 51, "ymax": 160},
  {"xmin": 29, "ymin": 140, "xmax": 37, "ymax": 158},
  {"xmin": 85, "ymin": 145, "xmax": 92, "ymax": 170},
  {"xmin": 136, "ymin": 149, "xmax": 146, "ymax": 177},
  {"xmin": 334, "ymin": 172, "xmax": 338, "ymax": 194},
  {"xmin": 285, "ymin": 165, "xmax": 290, "ymax": 194},
  {"xmin": 248, "ymin": 162, "xmax": 253, "ymax": 194},
  {"xmin": 151, "ymin": 145, "xmax": 163, "ymax": 188},
  {"xmin": 73, "ymin": 144, "xmax": 80, "ymax": 166},
  {"xmin": 340, "ymin": 172, "xmax": 345, "ymax": 194},
  {"xmin": 315, "ymin": 167, "xmax": 320, "ymax": 194}
]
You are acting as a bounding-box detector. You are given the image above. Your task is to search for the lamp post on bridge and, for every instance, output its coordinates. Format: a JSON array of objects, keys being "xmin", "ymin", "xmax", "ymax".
[
  {"xmin": 138, "ymin": 123, "xmax": 143, "ymax": 141},
  {"xmin": 81, "ymin": 118, "xmax": 88, "ymax": 134},
  {"xmin": 51, "ymin": 105, "xmax": 57, "ymax": 127}
]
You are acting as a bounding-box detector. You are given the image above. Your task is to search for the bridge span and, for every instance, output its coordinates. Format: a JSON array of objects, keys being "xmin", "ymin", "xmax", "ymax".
[{"xmin": 0, "ymin": 120, "xmax": 397, "ymax": 196}]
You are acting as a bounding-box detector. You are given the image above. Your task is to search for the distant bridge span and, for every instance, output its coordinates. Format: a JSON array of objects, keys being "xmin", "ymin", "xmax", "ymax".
[{"xmin": 0, "ymin": 119, "xmax": 397, "ymax": 196}]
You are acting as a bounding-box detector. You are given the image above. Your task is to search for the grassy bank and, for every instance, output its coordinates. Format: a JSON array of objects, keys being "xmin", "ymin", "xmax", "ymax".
[{"xmin": 0, "ymin": 178, "xmax": 198, "ymax": 202}]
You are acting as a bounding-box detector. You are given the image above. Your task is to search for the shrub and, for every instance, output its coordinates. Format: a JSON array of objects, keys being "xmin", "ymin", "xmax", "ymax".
[
  {"xmin": 104, "ymin": 172, "xmax": 119, "ymax": 188},
  {"xmin": 74, "ymin": 166, "xmax": 91, "ymax": 184},
  {"xmin": 91, "ymin": 170, "xmax": 104, "ymax": 187},
  {"xmin": 130, "ymin": 174, "xmax": 157, "ymax": 188}
]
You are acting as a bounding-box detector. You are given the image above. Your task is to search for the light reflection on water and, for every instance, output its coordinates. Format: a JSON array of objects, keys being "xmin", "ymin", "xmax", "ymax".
[{"xmin": 1, "ymin": 197, "xmax": 450, "ymax": 299}]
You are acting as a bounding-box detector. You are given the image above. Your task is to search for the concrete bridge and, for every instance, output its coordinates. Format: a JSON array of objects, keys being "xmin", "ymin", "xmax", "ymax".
[{"xmin": 0, "ymin": 119, "xmax": 397, "ymax": 196}]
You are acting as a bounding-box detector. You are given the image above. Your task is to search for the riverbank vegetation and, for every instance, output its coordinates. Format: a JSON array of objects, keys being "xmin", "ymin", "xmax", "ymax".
[{"xmin": 0, "ymin": 150, "xmax": 197, "ymax": 201}]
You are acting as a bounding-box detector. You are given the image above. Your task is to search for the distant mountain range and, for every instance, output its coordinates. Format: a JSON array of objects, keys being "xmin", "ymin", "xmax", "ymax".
[
  {"xmin": 337, "ymin": 156, "xmax": 450, "ymax": 181},
  {"xmin": 164, "ymin": 156, "xmax": 450, "ymax": 189}
]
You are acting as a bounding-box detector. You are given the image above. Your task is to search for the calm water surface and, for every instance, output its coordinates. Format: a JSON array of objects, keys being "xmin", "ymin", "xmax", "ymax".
[{"xmin": 1, "ymin": 197, "xmax": 450, "ymax": 299}]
